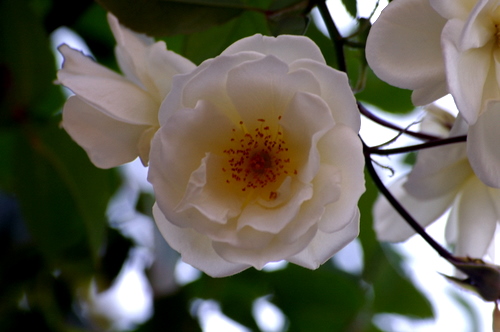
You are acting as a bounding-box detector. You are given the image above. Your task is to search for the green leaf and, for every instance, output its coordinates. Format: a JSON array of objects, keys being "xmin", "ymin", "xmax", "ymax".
[
  {"xmin": 269, "ymin": 264, "xmax": 366, "ymax": 331},
  {"xmin": 163, "ymin": 10, "xmax": 270, "ymax": 65},
  {"xmin": 185, "ymin": 268, "xmax": 269, "ymax": 330},
  {"xmin": 342, "ymin": 0, "xmax": 357, "ymax": 18},
  {"xmin": 95, "ymin": 0, "xmax": 248, "ymax": 36},
  {"xmin": 358, "ymin": 175, "xmax": 434, "ymax": 319},
  {"xmin": 11, "ymin": 119, "xmax": 120, "ymax": 276},
  {"xmin": 356, "ymin": 66, "xmax": 415, "ymax": 114},
  {"xmin": 0, "ymin": 0, "xmax": 64, "ymax": 122}
]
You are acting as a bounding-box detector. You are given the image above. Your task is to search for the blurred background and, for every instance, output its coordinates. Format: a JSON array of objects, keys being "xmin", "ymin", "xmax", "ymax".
[{"xmin": 0, "ymin": 0, "xmax": 493, "ymax": 330}]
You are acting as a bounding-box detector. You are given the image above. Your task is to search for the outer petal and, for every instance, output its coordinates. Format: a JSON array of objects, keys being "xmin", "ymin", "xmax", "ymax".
[
  {"xmin": 467, "ymin": 101, "xmax": 500, "ymax": 188},
  {"xmin": 57, "ymin": 45, "xmax": 158, "ymax": 125},
  {"xmin": 429, "ymin": 0, "xmax": 476, "ymax": 20},
  {"xmin": 212, "ymin": 223, "xmax": 318, "ymax": 270},
  {"xmin": 221, "ymin": 34, "xmax": 326, "ymax": 65},
  {"xmin": 289, "ymin": 59, "xmax": 360, "ymax": 131},
  {"xmin": 152, "ymin": 204, "xmax": 250, "ymax": 277},
  {"xmin": 448, "ymin": 177, "xmax": 497, "ymax": 257},
  {"xmin": 108, "ymin": 13, "xmax": 155, "ymax": 90},
  {"xmin": 316, "ymin": 125, "xmax": 365, "ymax": 232},
  {"xmin": 62, "ymin": 96, "xmax": 150, "ymax": 168},
  {"xmin": 109, "ymin": 13, "xmax": 196, "ymax": 101},
  {"xmin": 366, "ymin": 0, "xmax": 447, "ymax": 104},
  {"xmin": 405, "ymin": 140, "xmax": 471, "ymax": 199},
  {"xmin": 374, "ymin": 176, "xmax": 455, "ymax": 242},
  {"xmin": 288, "ymin": 209, "xmax": 359, "ymax": 269},
  {"xmin": 441, "ymin": 19, "xmax": 493, "ymax": 124}
]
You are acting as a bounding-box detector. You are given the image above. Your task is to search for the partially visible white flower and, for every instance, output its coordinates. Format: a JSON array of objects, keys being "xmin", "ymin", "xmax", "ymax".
[
  {"xmin": 366, "ymin": 0, "xmax": 500, "ymax": 187},
  {"xmin": 148, "ymin": 34, "xmax": 366, "ymax": 277},
  {"xmin": 57, "ymin": 13, "xmax": 195, "ymax": 168},
  {"xmin": 374, "ymin": 106, "xmax": 500, "ymax": 259}
]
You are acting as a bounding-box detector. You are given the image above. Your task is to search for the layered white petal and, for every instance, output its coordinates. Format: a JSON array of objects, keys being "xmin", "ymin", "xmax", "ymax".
[
  {"xmin": 405, "ymin": 141, "xmax": 471, "ymax": 199},
  {"xmin": 62, "ymin": 96, "xmax": 149, "ymax": 168},
  {"xmin": 468, "ymin": 101, "xmax": 500, "ymax": 188},
  {"xmin": 152, "ymin": 204, "xmax": 250, "ymax": 278},
  {"xmin": 289, "ymin": 59, "xmax": 360, "ymax": 131},
  {"xmin": 374, "ymin": 176, "xmax": 455, "ymax": 242},
  {"xmin": 448, "ymin": 177, "xmax": 497, "ymax": 258},
  {"xmin": 58, "ymin": 45, "xmax": 158, "ymax": 126},
  {"xmin": 149, "ymin": 34, "xmax": 364, "ymax": 276},
  {"xmin": 288, "ymin": 210, "xmax": 359, "ymax": 269},
  {"xmin": 221, "ymin": 34, "xmax": 326, "ymax": 65},
  {"xmin": 442, "ymin": 19, "xmax": 493, "ymax": 124},
  {"xmin": 366, "ymin": 0, "xmax": 447, "ymax": 105},
  {"xmin": 58, "ymin": 14, "xmax": 195, "ymax": 168}
]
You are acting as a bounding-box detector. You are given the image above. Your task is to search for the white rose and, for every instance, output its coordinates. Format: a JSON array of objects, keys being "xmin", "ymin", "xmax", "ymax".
[
  {"xmin": 148, "ymin": 34, "xmax": 365, "ymax": 277},
  {"xmin": 374, "ymin": 106, "xmax": 500, "ymax": 259},
  {"xmin": 366, "ymin": 0, "xmax": 500, "ymax": 187},
  {"xmin": 57, "ymin": 13, "xmax": 195, "ymax": 168}
]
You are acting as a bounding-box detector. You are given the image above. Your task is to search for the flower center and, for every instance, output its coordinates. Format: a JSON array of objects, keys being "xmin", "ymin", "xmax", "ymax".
[{"xmin": 222, "ymin": 117, "xmax": 296, "ymax": 198}]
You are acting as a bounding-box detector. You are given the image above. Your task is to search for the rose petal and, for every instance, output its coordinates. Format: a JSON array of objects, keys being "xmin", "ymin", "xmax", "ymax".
[
  {"xmin": 108, "ymin": 13, "xmax": 155, "ymax": 90},
  {"xmin": 149, "ymin": 100, "xmax": 237, "ymax": 228},
  {"xmin": 442, "ymin": 19, "xmax": 492, "ymax": 124},
  {"xmin": 288, "ymin": 209, "xmax": 359, "ymax": 269},
  {"xmin": 429, "ymin": 0, "xmax": 475, "ymax": 20},
  {"xmin": 160, "ymin": 52, "xmax": 262, "ymax": 125},
  {"xmin": 221, "ymin": 34, "xmax": 326, "ymax": 65},
  {"xmin": 280, "ymin": 92, "xmax": 335, "ymax": 184},
  {"xmin": 226, "ymin": 55, "xmax": 321, "ymax": 128},
  {"xmin": 316, "ymin": 125, "xmax": 365, "ymax": 232},
  {"xmin": 289, "ymin": 59, "xmax": 360, "ymax": 131},
  {"xmin": 405, "ymin": 139, "xmax": 471, "ymax": 199},
  {"xmin": 57, "ymin": 45, "xmax": 158, "ymax": 125},
  {"xmin": 62, "ymin": 96, "xmax": 149, "ymax": 168},
  {"xmin": 152, "ymin": 204, "xmax": 250, "ymax": 277},
  {"xmin": 467, "ymin": 102, "xmax": 500, "ymax": 188},
  {"xmin": 447, "ymin": 177, "xmax": 497, "ymax": 257},
  {"xmin": 145, "ymin": 42, "xmax": 196, "ymax": 100},
  {"xmin": 374, "ymin": 176, "xmax": 455, "ymax": 242},
  {"xmin": 212, "ymin": 223, "xmax": 318, "ymax": 270},
  {"xmin": 175, "ymin": 153, "xmax": 244, "ymax": 224},
  {"xmin": 366, "ymin": 0, "xmax": 447, "ymax": 103},
  {"xmin": 458, "ymin": 0, "xmax": 495, "ymax": 50},
  {"xmin": 236, "ymin": 181, "xmax": 313, "ymax": 233}
]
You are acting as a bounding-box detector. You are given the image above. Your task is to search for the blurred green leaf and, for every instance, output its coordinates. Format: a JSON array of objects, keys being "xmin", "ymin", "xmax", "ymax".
[
  {"xmin": 185, "ymin": 268, "xmax": 268, "ymax": 330},
  {"xmin": 0, "ymin": 0, "xmax": 64, "ymax": 122},
  {"xmin": 342, "ymin": 0, "xmax": 357, "ymax": 18},
  {"xmin": 356, "ymin": 66, "xmax": 415, "ymax": 114},
  {"xmin": 95, "ymin": 0, "xmax": 248, "ymax": 36},
  {"xmin": 11, "ymin": 119, "xmax": 120, "ymax": 276},
  {"xmin": 95, "ymin": 228, "xmax": 134, "ymax": 292},
  {"xmin": 358, "ymin": 175, "xmax": 434, "ymax": 319},
  {"xmin": 305, "ymin": 20, "xmax": 338, "ymax": 68},
  {"xmin": 269, "ymin": 264, "xmax": 366, "ymax": 331},
  {"xmin": 135, "ymin": 291, "xmax": 202, "ymax": 332},
  {"xmin": 163, "ymin": 10, "xmax": 270, "ymax": 65}
]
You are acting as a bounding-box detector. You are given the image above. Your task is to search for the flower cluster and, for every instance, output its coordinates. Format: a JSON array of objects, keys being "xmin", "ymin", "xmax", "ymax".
[
  {"xmin": 374, "ymin": 106, "xmax": 500, "ymax": 259},
  {"xmin": 366, "ymin": 0, "xmax": 500, "ymax": 188},
  {"xmin": 57, "ymin": 14, "xmax": 366, "ymax": 276}
]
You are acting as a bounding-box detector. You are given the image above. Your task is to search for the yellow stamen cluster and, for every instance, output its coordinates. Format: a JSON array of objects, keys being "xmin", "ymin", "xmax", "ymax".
[{"xmin": 222, "ymin": 117, "xmax": 297, "ymax": 197}]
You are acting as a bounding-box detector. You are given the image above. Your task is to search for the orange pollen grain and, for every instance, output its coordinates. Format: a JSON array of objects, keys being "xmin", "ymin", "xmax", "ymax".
[{"xmin": 222, "ymin": 117, "xmax": 297, "ymax": 191}]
